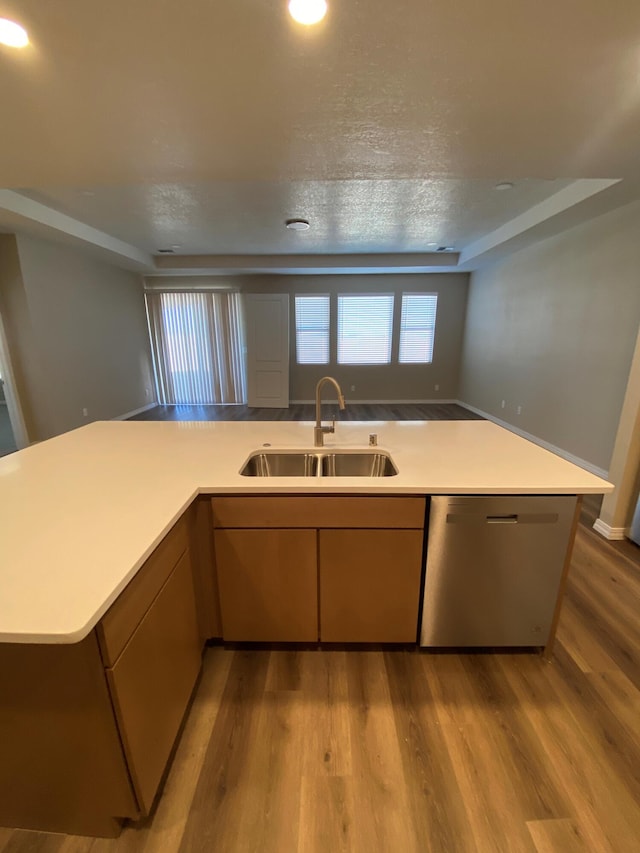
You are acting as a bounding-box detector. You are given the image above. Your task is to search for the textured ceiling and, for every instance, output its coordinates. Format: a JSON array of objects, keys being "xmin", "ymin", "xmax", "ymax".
[
  {"xmin": 1, "ymin": 0, "xmax": 639, "ymax": 270},
  {"xmin": 20, "ymin": 179, "xmax": 574, "ymax": 255}
]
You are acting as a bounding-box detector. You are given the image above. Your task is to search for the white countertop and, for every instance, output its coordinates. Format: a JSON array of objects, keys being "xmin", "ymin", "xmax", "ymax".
[{"xmin": 0, "ymin": 419, "xmax": 612, "ymax": 644}]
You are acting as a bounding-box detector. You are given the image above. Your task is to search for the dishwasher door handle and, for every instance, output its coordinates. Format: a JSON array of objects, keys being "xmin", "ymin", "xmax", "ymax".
[{"xmin": 446, "ymin": 512, "xmax": 559, "ymax": 525}]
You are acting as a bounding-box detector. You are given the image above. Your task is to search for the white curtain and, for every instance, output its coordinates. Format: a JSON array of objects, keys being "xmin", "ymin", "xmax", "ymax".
[{"xmin": 145, "ymin": 291, "xmax": 247, "ymax": 404}]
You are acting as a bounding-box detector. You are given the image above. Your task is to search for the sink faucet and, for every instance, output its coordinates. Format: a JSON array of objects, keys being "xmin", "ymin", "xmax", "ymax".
[{"xmin": 314, "ymin": 376, "xmax": 346, "ymax": 446}]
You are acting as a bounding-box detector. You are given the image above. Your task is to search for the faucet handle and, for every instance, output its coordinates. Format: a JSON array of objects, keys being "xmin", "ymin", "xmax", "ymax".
[{"xmin": 329, "ymin": 419, "xmax": 336, "ymax": 433}]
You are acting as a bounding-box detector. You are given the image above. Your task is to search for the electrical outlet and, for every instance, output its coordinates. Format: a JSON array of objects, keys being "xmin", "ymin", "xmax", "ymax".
[
  {"xmin": 145, "ymin": 387, "xmax": 151, "ymax": 398},
  {"xmin": 434, "ymin": 384, "xmax": 439, "ymax": 391},
  {"xmin": 501, "ymin": 400, "xmax": 506, "ymax": 409},
  {"xmin": 350, "ymin": 385, "xmax": 355, "ymax": 392},
  {"xmin": 517, "ymin": 405, "xmax": 522, "ymax": 415},
  {"xmin": 82, "ymin": 408, "xmax": 88, "ymax": 417}
]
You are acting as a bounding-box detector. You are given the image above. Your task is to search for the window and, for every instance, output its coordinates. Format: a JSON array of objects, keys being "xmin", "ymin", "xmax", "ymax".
[
  {"xmin": 399, "ymin": 293, "xmax": 438, "ymax": 363},
  {"xmin": 294, "ymin": 290, "xmax": 440, "ymax": 367},
  {"xmin": 295, "ymin": 295, "xmax": 330, "ymax": 364},
  {"xmin": 337, "ymin": 294, "xmax": 394, "ymax": 364}
]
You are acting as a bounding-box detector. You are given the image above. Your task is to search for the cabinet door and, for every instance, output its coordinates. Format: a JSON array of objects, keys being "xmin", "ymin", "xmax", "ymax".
[
  {"xmin": 106, "ymin": 549, "xmax": 202, "ymax": 814},
  {"xmin": 319, "ymin": 529, "xmax": 424, "ymax": 642},
  {"xmin": 215, "ymin": 529, "xmax": 317, "ymax": 641}
]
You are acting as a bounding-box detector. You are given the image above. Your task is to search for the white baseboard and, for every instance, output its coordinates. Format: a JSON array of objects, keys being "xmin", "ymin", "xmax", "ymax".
[
  {"xmin": 290, "ymin": 398, "xmax": 458, "ymax": 405},
  {"xmin": 457, "ymin": 401, "xmax": 609, "ymax": 480},
  {"xmin": 113, "ymin": 402, "xmax": 157, "ymax": 421},
  {"xmin": 593, "ymin": 518, "xmax": 628, "ymax": 540}
]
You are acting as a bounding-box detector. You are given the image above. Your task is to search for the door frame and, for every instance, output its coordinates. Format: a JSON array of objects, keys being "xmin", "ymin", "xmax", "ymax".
[{"xmin": 0, "ymin": 308, "xmax": 28, "ymax": 449}]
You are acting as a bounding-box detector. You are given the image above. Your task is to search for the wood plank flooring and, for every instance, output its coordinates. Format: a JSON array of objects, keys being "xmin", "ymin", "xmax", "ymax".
[
  {"xmin": 128, "ymin": 402, "xmax": 484, "ymax": 422},
  {"xmin": 2, "ymin": 514, "xmax": 639, "ymax": 852}
]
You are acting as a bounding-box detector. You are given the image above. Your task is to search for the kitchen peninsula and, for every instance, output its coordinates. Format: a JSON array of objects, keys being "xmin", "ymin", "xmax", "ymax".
[{"xmin": 0, "ymin": 420, "xmax": 612, "ymax": 837}]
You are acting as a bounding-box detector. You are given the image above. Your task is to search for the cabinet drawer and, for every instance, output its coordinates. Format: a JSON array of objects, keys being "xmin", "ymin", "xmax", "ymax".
[
  {"xmin": 211, "ymin": 496, "xmax": 426, "ymax": 529},
  {"xmin": 97, "ymin": 515, "xmax": 189, "ymax": 666},
  {"xmin": 105, "ymin": 549, "xmax": 201, "ymax": 814}
]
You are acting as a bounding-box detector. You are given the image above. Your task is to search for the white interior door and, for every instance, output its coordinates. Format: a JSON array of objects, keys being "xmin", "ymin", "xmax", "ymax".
[{"xmin": 244, "ymin": 294, "xmax": 290, "ymax": 408}]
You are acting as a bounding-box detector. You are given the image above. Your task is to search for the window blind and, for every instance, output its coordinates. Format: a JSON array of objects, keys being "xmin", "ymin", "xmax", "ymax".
[
  {"xmin": 399, "ymin": 293, "xmax": 438, "ymax": 364},
  {"xmin": 337, "ymin": 294, "xmax": 394, "ymax": 364},
  {"xmin": 295, "ymin": 295, "xmax": 330, "ymax": 364},
  {"xmin": 145, "ymin": 291, "xmax": 247, "ymax": 404}
]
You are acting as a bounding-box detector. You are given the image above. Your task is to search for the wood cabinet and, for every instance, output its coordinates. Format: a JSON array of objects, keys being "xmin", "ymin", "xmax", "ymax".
[
  {"xmin": 0, "ymin": 511, "xmax": 203, "ymax": 837},
  {"xmin": 97, "ymin": 513, "xmax": 202, "ymax": 816},
  {"xmin": 105, "ymin": 549, "xmax": 202, "ymax": 812},
  {"xmin": 211, "ymin": 496, "xmax": 426, "ymax": 643},
  {"xmin": 0, "ymin": 633, "xmax": 139, "ymax": 838}
]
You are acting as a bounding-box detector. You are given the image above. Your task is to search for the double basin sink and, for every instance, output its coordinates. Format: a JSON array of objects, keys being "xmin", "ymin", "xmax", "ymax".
[{"xmin": 240, "ymin": 449, "xmax": 398, "ymax": 477}]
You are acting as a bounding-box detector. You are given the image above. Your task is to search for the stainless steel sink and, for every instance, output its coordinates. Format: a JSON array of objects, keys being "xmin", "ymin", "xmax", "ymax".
[
  {"xmin": 321, "ymin": 452, "xmax": 398, "ymax": 477},
  {"xmin": 240, "ymin": 450, "xmax": 397, "ymax": 477},
  {"xmin": 240, "ymin": 452, "xmax": 318, "ymax": 477}
]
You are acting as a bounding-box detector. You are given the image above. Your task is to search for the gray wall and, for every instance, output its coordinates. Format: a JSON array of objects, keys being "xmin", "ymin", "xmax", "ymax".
[
  {"xmin": 0, "ymin": 233, "xmax": 154, "ymax": 441},
  {"xmin": 234, "ymin": 273, "xmax": 469, "ymax": 401},
  {"xmin": 458, "ymin": 200, "xmax": 640, "ymax": 471}
]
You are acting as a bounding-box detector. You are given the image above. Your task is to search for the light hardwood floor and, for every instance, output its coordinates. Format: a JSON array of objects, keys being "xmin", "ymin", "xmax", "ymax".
[{"xmin": 1, "ymin": 512, "xmax": 639, "ymax": 852}]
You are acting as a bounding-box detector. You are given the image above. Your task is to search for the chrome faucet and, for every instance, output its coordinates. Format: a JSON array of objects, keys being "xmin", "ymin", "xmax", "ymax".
[{"xmin": 314, "ymin": 376, "xmax": 346, "ymax": 447}]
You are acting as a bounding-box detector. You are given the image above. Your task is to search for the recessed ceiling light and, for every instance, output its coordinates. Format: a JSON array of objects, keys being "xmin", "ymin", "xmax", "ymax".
[
  {"xmin": 426, "ymin": 242, "xmax": 438, "ymax": 248},
  {"xmin": 0, "ymin": 18, "xmax": 29, "ymax": 48},
  {"xmin": 288, "ymin": 0, "xmax": 327, "ymax": 26},
  {"xmin": 494, "ymin": 181, "xmax": 514, "ymax": 191},
  {"xmin": 285, "ymin": 218, "xmax": 310, "ymax": 231}
]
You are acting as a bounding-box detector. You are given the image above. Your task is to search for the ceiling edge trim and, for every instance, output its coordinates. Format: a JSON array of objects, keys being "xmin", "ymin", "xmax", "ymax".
[
  {"xmin": 0, "ymin": 190, "xmax": 154, "ymax": 269},
  {"xmin": 152, "ymin": 252, "xmax": 461, "ymax": 275},
  {"xmin": 459, "ymin": 178, "xmax": 621, "ymax": 265}
]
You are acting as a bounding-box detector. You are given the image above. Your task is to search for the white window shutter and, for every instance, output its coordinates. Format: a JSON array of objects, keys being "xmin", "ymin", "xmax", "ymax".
[
  {"xmin": 295, "ymin": 295, "xmax": 330, "ymax": 364},
  {"xmin": 337, "ymin": 294, "xmax": 394, "ymax": 365},
  {"xmin": 399, "ymin": 293, "xmax": 438, "ymax": 364}
]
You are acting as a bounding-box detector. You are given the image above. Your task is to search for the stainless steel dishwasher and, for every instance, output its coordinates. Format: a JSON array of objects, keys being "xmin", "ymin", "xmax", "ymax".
[{"xmin": 420, "ymin": 495, "xmax": 578, "ymax": 647}]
